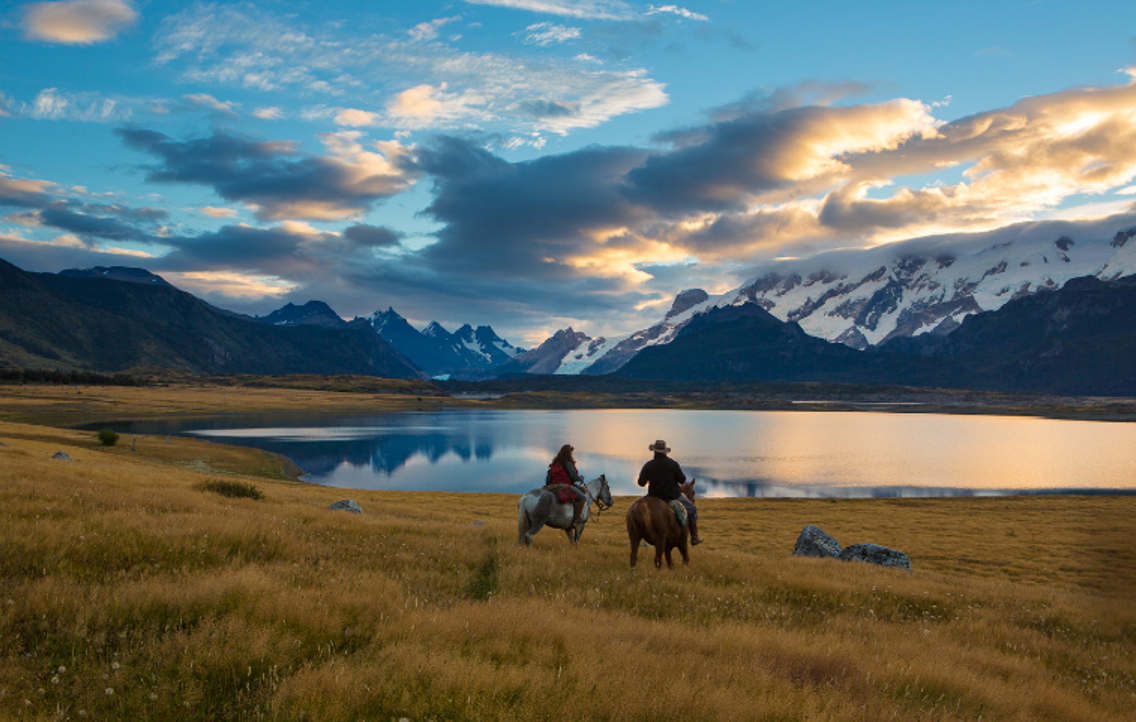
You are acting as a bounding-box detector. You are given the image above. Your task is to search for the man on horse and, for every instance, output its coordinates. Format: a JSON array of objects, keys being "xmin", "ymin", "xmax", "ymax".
[
  {"xmin": 544, "ymin": 444, "xmax": 587, "ymax": 525},
  {"xmin": 637, "ymin": 439, "xmax": 703, "ymax": 545}
]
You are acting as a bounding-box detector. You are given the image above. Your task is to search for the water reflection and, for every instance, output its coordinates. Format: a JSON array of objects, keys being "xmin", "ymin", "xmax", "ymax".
[{"xmin": 115, "ymin": 409, "xmax": 1136, "ymax": 497}]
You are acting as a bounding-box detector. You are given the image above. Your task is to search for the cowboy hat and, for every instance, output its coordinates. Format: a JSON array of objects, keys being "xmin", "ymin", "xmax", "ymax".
[{"xmin": 648, "ymin": 439, "xmax": 671, "ymax": 453}]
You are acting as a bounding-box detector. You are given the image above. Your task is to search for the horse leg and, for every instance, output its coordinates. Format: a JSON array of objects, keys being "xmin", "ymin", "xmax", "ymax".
[
  {"xmin": 654, "ymin": 541, "xmax": 664, "ymax": 569},
  {"xmin": 679, "ymin": 538, "xmax": 689, "ymax": 565},
  {"xmin": 664, "ymin": 543, "xmax": 675, "ymax": 568},
  {"xmin": 517, "ymin": 502, "xmax": 530, "ymax": 546}
]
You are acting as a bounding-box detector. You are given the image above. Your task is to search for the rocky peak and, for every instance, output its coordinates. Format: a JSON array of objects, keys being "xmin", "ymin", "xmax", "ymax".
[{"xmin": 666, "ymin": 288, "xmax": 709, "ymax": 319}]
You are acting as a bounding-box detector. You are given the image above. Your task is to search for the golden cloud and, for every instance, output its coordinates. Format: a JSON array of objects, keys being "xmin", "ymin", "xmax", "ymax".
[{"xmin": 21, "ymin": 0, "xmax": 137, "ymax": 45}]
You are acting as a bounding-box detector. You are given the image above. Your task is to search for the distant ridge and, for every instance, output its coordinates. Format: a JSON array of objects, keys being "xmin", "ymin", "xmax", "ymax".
[{"xmin": 0, "ymin": 258, "xmax": 424, "ymax": 379}]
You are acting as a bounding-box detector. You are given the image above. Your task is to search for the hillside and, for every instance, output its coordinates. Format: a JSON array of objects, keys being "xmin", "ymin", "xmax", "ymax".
[{"xmin": 0, "ymin": 258, "xmax": 424, "ymax": 379}]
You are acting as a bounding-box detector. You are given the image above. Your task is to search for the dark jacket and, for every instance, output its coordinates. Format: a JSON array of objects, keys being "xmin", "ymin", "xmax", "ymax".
[{"xmin": 637, "ymin": 453, "xmax": 685, "ymax": 501}]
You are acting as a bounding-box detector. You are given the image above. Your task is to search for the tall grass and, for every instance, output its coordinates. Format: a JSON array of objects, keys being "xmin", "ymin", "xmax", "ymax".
[{"xmin": 1, "ymin": 416, "xmax": 1133, "ymax": 721}]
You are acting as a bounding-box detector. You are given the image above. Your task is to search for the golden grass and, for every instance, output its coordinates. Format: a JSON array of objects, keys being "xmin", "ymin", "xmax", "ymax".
[{"xmin": 1, "ymin": 387, "xmax": 1134, "ymax": 721}]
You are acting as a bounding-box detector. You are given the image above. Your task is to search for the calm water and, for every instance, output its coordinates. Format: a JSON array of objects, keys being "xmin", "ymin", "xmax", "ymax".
[{"xmin": 116, "ymin": 409, "xmax": 1136, "ymax": 498}]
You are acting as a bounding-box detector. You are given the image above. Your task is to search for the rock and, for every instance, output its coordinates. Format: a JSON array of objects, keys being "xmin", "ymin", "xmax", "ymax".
[
  {"xmin": 52, "ymin": 451, "xmax": 73, "ymax": 461},
  {"xmin": 472, "ymin": 520, "xmax": 484, "ymax": 526},
  {"xmin": 328, "ymin": 499, "xmax": 363, "ymax": 514},
  {"xmin": 793, "ymin": 525, "xmax": 842, "ymax": 558},
  {"xmin": 838, "ymin": 543, "xmax": 913, "ymax": 572}
]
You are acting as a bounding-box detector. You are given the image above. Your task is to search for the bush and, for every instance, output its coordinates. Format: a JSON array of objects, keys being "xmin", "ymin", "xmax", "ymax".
[
  {"xmin": 197, "ymin": 479, "xmax": 264, "ymax": 500},
  {"xmin": 96, "ymin": 429, "xmax": 120, "ymax": 447}
]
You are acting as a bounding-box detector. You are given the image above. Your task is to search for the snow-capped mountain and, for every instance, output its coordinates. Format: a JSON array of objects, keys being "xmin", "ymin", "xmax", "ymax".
[
  {"xmin": 371, "ymin": 307, "xmax": 523, "ymax": 377},
  {"xmin": 725, "ymin": 218, "xmax": 1136, "ymax": 350},
  {"xmin": 516, "ymin": 213, "xmax": 1136, "ymax": 376}
]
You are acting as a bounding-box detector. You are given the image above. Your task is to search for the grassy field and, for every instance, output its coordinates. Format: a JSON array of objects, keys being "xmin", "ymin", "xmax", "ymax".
[{"xmin": 1, "ymin": 383, "xmax": 1134, "ymax": 721}]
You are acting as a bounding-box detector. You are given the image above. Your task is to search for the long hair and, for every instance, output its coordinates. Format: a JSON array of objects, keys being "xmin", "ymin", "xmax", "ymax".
[{"xmin": 550, "ymin": 444, "xmax": 575, "ymax": 469}]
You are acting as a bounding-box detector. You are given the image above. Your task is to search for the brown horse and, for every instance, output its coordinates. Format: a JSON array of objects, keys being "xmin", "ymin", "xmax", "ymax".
[{"xmin": 625, "ymin": 479, "xmax": 696, "ymax": 569}]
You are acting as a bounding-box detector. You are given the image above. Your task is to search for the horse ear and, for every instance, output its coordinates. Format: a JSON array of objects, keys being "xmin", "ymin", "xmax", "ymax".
[{"xmin": 691, "ymin": 478, "xmax": 696, "ymax": 487}]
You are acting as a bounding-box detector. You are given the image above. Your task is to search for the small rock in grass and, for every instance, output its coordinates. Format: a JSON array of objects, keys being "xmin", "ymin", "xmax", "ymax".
[
  {"xmin": 792, "ymin": 525, "xmax": 843, "ymax": 559},
  {"xmin": 328, "ymin": 499, "xmax": 363, "ymax": 514}
]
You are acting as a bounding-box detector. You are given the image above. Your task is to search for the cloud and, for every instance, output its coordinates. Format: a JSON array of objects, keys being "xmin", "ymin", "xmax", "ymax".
[
  {"xmin": 333, "ymin": 108, "xmax": 381, "ymax": 127},
  {"xmin": 408, "ymin": 15, "xmax": 461, "ymax": 41},
  {"xmin": 385, "ymin": 83, "xmax": 484, "ymax": 127},
  {"xmin": 460, "ymin": 0, "xmax": 633, "ymax": 20},
  {"xmin": 20, "ymin": 0, "xmax": 137, "ymax": 45},
  {"xmin": 253, "ymin": 107, "xmax": 284, "ymax": 120},
  {"xmin": 645, "ymin": 5, "xmax": 708, "ymax": 21},
  {"xmin": 520, "ymin": 22, "xmax": 581, "ymax": 46},
  {"xmin": 180, "ymin": 93, "xmax": 239, "ymax": 116},
  {"xmin": 343, "ymin": 224, "xmax": 402, "ymax": 247},
  {"xmin": 198, "ymin": 206, "xmax": 240, "ymax": 218},
  {"xmin": 115, "ymin": 128, "xmax": 420, "ymax": 221},
  {"xmin": 153, "ymin": 3, "xmax": 669, "ymax": 137},
  {"xmin": 27, "ymin": 88, "xmax": 132, "ymax": 122}
]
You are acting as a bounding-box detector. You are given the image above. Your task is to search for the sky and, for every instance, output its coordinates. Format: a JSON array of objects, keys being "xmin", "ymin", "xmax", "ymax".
[{"xmin": 2, "ymin": 0, "xmax": 1136, "ymax": 347}]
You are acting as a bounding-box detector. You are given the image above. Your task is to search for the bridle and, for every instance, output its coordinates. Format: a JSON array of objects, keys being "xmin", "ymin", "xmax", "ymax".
[{"xmin": 579, "ymin": 475, "xmax": 613, "ymax": 519}]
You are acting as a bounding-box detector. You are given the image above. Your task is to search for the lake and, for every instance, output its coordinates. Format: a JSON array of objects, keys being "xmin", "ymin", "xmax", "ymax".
[{"xmin": 116, "ymin": 408, "xmax": 1136, "ymax": 498}]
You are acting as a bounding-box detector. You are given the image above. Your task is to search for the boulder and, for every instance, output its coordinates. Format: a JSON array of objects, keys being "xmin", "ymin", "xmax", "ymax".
[
  {"xmin": 52, "ymin": 451, "xmax": 73, "ymax": 461},
  {"xmin": 793, "ymin": 525, "xmax": 843, "ymax": 559},
  {"xmin": 838, "ymin": 543, "xmax": 913, "ymax": 572},
  {"xmin": 328, "ymin": 499, "xmax": 363, "ymax": 514}
]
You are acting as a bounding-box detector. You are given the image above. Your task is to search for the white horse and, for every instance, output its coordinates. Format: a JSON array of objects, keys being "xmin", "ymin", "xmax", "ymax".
[{"xmin": 517, "ymin": 474, "xmax": 613, "ymax": 546}]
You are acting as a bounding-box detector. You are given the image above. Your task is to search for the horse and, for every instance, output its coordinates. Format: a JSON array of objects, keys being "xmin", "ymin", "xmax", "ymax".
[
  {"xmin": 517, "ymin": 474, "xmax": 613, "ymax": 547},
  {"xmin": 626, "ymin": 478, "xmax": 696, "ymax": 569}
]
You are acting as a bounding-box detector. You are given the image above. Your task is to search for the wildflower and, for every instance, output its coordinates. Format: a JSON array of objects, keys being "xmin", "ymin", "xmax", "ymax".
[{"xmin": 105, "ymin": 688, "xmax": 114, "ymax": 695}]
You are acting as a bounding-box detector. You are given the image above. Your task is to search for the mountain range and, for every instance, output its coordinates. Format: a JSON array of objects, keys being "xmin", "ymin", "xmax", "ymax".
[
  {"xmin": 3, "ymin": 211, "xmax": 1136, "ymax": 395},
  {"xmin": 369, "ymin": 308, "xmax": 523, "ymax": 378},
  {"xmin": 0, "ymin": 260, "xmax": 422, "ymax": 379},
  {"xmin": 503, "ymin": 215, "xmax": 1136, "ymax": 377}
]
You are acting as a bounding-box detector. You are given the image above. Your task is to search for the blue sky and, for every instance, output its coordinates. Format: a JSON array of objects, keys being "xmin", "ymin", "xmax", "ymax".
[{"xmin": 2, "ymin": 0, "xmax": 1136, "ymax": 346}]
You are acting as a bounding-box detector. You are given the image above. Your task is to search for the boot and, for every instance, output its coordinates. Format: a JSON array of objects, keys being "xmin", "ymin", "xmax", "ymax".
[
  {"xmin": 572, "ymin": 497, "xmax": 585, "ymax": 525},
  {"xmin": 689, "ymin": 520, "xmax": 704, "ymax": 546}
]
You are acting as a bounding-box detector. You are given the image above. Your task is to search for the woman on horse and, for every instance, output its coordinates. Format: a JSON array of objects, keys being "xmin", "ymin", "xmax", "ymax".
[{"xmin": 546, "ymin": 444, "xmax": 587, "ymax": 524}]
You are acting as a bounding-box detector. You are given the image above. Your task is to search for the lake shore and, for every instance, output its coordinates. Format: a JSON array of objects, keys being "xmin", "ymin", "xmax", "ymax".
[
  {"xmin": 4, "ymin": 375, "xmax": 1136, "ymax": 426},
  {"xmin": 1, "ymin": 381, "xmax": 1134, "ymax": 720}
]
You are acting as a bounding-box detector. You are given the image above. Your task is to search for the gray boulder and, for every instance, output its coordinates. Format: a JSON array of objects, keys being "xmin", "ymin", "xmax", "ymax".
[
  {"xmin": 793, "ymin": 525, "xmax": 843, "ymax": 559},
  {"xmin": 52, "ymin": 451, "xmax": 73, "ymax": 461},
  {"xmin": 328, "ymin": 499, "xmax": 363, "ymax": 514},
  {"xmin": 838, "ymin": 543, "xmax": 913, "ymax": 572}
]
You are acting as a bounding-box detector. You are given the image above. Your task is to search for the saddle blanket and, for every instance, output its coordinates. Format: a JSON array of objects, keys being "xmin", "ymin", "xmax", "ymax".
[
  {"xmin": 667, "ymin": 500, "xmax": 687, "ymax": 527},
  {"xmin": 542, "ymin": 484, "xmax": 576, "ymax": 504}
]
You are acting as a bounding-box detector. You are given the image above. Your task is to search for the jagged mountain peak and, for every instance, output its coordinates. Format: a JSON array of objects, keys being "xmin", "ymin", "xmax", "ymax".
[{"xmin": 261, "ymin": 300, "xmax": 346, "ymax": 329}]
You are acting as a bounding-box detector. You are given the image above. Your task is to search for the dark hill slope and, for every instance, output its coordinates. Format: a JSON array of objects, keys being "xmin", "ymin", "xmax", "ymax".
[
  {"xmin": 881, "ymin": 275, "xmax": 1136, "ymax": 396},
  {"xmin": 0, "ymin": 258, "xmax": 423, "ymax": 378},
  {"xmin": 613, "ymin": 304, "xmax": 934, "ymax": 384}
]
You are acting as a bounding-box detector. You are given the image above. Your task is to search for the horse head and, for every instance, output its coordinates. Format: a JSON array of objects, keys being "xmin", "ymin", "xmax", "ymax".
[
  {"xmin": 681, "ymin": 477, "xmax": 696, "ymax": 503},
  {"xmin": 596, "ymin": 473, "xmax": 614, "ymax": 510}
]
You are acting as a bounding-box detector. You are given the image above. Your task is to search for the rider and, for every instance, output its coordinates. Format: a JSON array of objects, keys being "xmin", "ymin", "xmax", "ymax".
[
  {"xmin": 637, "ymin": 439, "xmax": 703, "ymax": 545},
  {"xmin": 545, "ymin": 444, "xmax": 587, "ymax": 524}
]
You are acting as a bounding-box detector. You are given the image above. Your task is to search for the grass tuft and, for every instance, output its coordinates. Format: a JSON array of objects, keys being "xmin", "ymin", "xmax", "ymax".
[{"xmin": 196, "ymin": 478, "xmax": 265, "ymax": 500}]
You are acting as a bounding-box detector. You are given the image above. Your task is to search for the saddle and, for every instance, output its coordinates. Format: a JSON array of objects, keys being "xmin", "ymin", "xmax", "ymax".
[
  {"xmin": 542, "ymin": 484, "xmax": 578, "ymax": 505},
  {"xmin": 667, "ymin": 500, "xmax": 687, "ymax": 527}
]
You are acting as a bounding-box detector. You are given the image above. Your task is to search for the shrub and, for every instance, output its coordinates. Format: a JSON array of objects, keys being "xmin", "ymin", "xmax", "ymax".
[
  {"xmin": 197, "ymin": 479, "xmax": 264, "ymax": 500},
  {"xmin": 96, "ymin": 429, "xmax": 120, "ymax": 447}
]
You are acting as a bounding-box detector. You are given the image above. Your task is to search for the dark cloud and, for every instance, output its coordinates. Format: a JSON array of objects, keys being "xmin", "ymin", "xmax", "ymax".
[
  {"xmin": 417, "ymin": 135, "xmax": 648, "ymax": 277},
  {"xmin": 37, "ymin": 205, "xmax": 152, "ymax": 241},
  {"xmin": 115, "ymin": 128, "xmax": 418, "ymax": 221},
  {"xmin": 343, "ymin": 224, "xmax": 401, "ymax": 247}
]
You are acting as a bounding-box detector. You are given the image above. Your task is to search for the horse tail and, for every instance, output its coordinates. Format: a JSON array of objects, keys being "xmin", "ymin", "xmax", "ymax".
[{"xmin": 517, "ymin": 496, "xmax": 530, "ymax": 545}]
